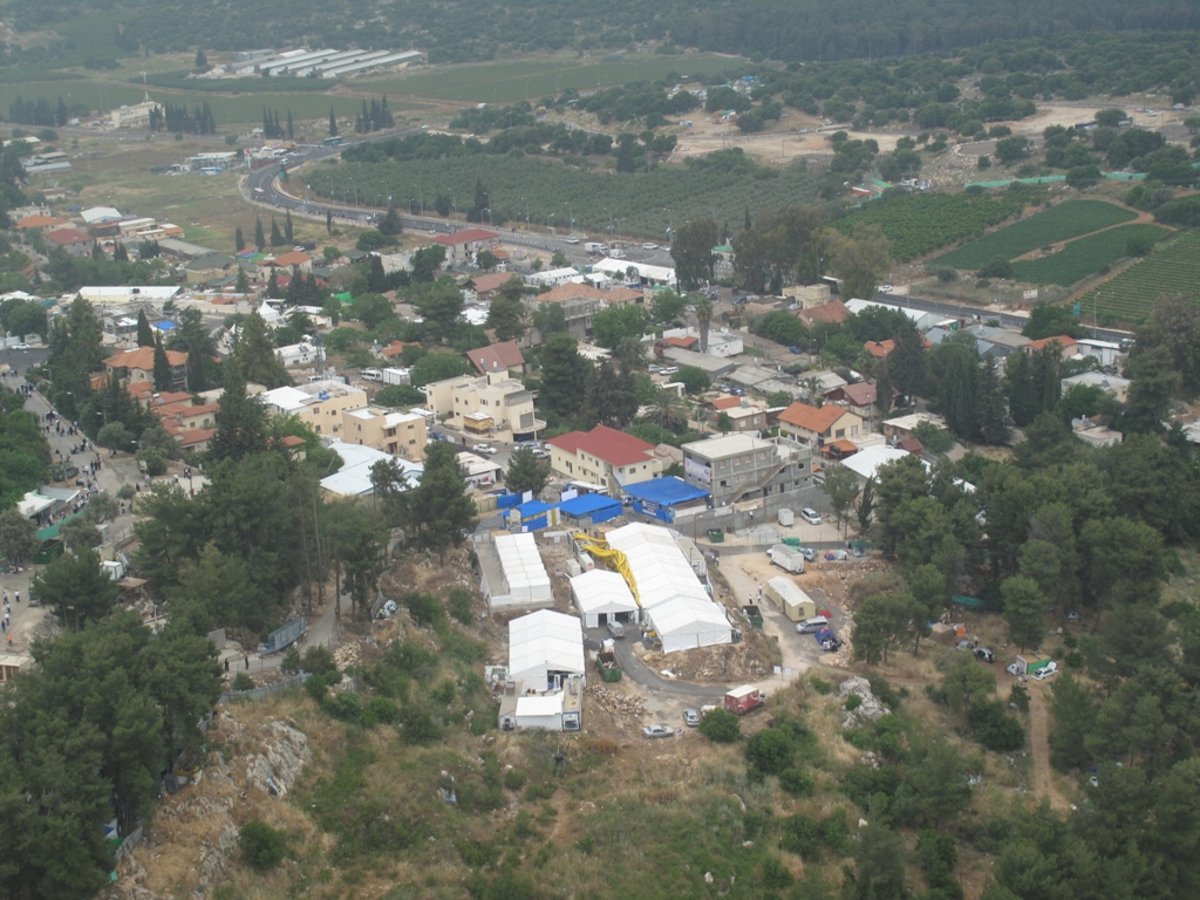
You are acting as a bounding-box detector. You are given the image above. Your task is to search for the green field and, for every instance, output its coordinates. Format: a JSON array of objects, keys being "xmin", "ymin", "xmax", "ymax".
[
  {"xmin": 935, "ymin": 200, "xmax": 1137, "ymax": 270},
  {"xmin": 1080, "ymin": 232, "xmax": 1200, "ymax": 325},
  {"xmin": 1009, "ymin": 224, "xmax": 1171, "ymax": 286},
  {"xmin": 837, "ymin": 190, "xmax": 1033, "ymax": 261},
  {"xmin": 308, "ymin": 154, "xmax": 823, "ymax": 239},
  {"xmin": 358, "ymin": 53, "xmax": 741, "ymax": 103}
]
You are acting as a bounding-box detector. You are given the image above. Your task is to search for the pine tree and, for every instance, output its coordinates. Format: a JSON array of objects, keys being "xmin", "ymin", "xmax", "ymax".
[
  {"xmin": 269, "ymin": 218, "xmax": 284, "ymax": 247},
  {"xmin": 328, "ymin": 107, "xmax": 338, "ymax": 137},
  {"xmin": 112, "ymin": 242, "xmax": 129, "ymax": 263},
  {"xmin": 267, "ymin": 269, "xmax": 281, "ymax": 299},
  {"xmin": 978, "ymin": 357, "xmax": 1010, "ymax": 445},
  {"xmin": 194, "ymin": 48, "xmax": 208, "ymax": 71},
  {"xmin": 136, "ymin": 309, "xmax": 154, "ymax": 347},
  {"xmin": 254, "ymin": 217, "xmax": 266, "ymax": 251},
  {"xmin": 234, "ymin": 226, "xmax": 245, "ymax": 252},
  {"xmin": 284, "ymin": 210, "xmax": 294, "ymax": 244},
  {"xmin": 286, "ymin": 110, "xmax": 294, "ymax": 140},
  {"xmin": 152, "ymin": 334, "xmax": 172, "ymax": 392},
  {"xmin": 236, "ymin": 266, "xmax": 249, "ymax": 293}
]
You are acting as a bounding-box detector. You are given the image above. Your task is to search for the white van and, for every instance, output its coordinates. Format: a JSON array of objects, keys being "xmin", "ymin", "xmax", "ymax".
[
  {"xmin": 361, "ymin": 368, "xmax": 383, "ymax": 382},
  {"xmin": 796, "ymin": 615, "xmax": 829, "ymax": 634},
  {"xmin": 801, "ymin": 508, "xmax": 822, "ymax": 525}
]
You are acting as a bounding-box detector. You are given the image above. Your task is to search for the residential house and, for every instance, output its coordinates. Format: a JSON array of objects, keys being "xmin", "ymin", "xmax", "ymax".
[
  {"xmin": 466, "ymin": 340, "xmax": 527, "ymax": 376},
  {"xmin": 864, "ymin": 339, "xmax": 895, "ymax": 360},
  {"xmin": 798, "ymin": 299, "xmax": 850, "ymax": 329},
  {"xmin": 881, "ymin": 411, "xmax": 946, "ymax": 442},
  {"xmin": 1074, "ymin": 338, "xmax": 1124, "ymax": 369},
  {"xmin": 103, "ymin": 346, "xmax": 189, "ymax": 392},
  {"xmin": 423, "ymin": 369, "xmax": 544, "ymax": 441},
  {"xmin": 527, "ymin": 283, "xmax": 638, "ymax": 342},
  {"xmin": 682, "ymin": 432, "xmax": 814, "ymax": 509},
  {"xmin": 1061, "ymin": 371, "xmax": 1131, "ymax": 403},
  {"xmin": 546, "ymin": 424, "xmax": 664, "ymax": 492},
  {"xmin": 45, "ymin": 228, "xmax": 92, "ymax": 258},
  {"xmin": 824, "ymin": 381, "xmax": 880, "ymax": 426},
  {"xmin": 14, "ymin": 213, "xmax": 68, "ymax": 235},
  {"xmin": 260, "ymin": 250, "xmax": 313, "ymax": 274},
  {"xmin": 431, "ymin": 228, "xmax": 497, "ymax": 265},
  {"xmin": 341, "ymin": 406, "xmax": 427, "ymax": 460},
  {"xmin": 713, "ymin": 400, "xmax": 768, "ymax": 433},
  {"xmin": 259, "ymin": 380, "xmax": 368, "ymax": 437},
  {"xmin": 965, "ymin": 324, "xmax": 1031, "ymax": 359},
  {"xmin": 1025, "ymin": 334, "xmax": 1078, "ymax": 359},
  {"xmin": 778, "ymin": 401, "xmax": 863, "ymax": 448},
  {"xmin": 466, "ymin": 271, "xmax": 520, "ymax": 302}
]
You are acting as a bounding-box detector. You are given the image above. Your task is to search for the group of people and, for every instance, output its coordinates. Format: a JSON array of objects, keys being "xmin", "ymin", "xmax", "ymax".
[{"xmin": 1, "ymin": 590, "xmax": 19, "ymax": 648}]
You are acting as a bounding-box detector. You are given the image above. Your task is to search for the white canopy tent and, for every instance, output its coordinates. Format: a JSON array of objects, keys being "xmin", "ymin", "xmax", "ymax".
[
  {"xmin": 508, "ymin": 609, "xmax": 585, "ymax": 691},
  {"xmin": 492, "ymin": 533, "xmax": 552, "ymax": 610},
  {"xmin": 604, "ymin": 523, "xmax": 731, "ymax": 653},
  {"xmin": 570, "ymin": 569, "xmax": 639, "ymax": 628}
]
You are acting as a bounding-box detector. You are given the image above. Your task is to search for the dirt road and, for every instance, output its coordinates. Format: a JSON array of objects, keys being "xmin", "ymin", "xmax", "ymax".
[{"xmin": 1027, "ymin": 682, "xmax": 1071, "ymax": 812}]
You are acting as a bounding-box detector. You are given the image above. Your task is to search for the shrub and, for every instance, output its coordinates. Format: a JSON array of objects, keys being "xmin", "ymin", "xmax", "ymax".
[
  {"xmin": 281, "ymin": 648, "xmax": 301, "ymax": 675},
  {"xmin": 968, "ymin": 700, "xmax": 1025, "ymax": 751},
  {"xmin": 780, "ymin": 813, "xmax": 822, "ymax": 856},
  {"xmin": 844, "ymin": 693, "xmax": 863, "ymax": 711},
  {"xmin": 232, "ymin": 673, "xmax": 254, "ymax": 691},
  {"xmin": 699, "ymin": 708, "xmax": 741, "ymax": 743},
  {"xmin": 302, "ymin": 646, "xmax": 338, "ymax": 677},
  {"xmin": 746, "ymin": 728, "xmax": 795, "ymax": 775},
  {"xmin": 404, "ymin": 591, "xmax": 445, "ymax": 627},
  {"xmin": 398, "ymin": 705, "xmax": 442, "ymax": 744},
  {"xmin": 448, "ymin": 587, "xmax": 474, "ymax": 624},
  {"xmin": 978, "ymin": 256, "xmax": 1013, "ymax": 279},
  {"xmin": 779, "ymin": 767, "xmax": 815, "ymax": 796},
  {"xmin": 809, "ymin": 675, "xmax": 833, "ymax": 695},
  {"xmin": 760, "ymin": 855, "xmax": 794, "ymax": 889},
  {"xmin": 239, "ymin": 820, "xmax": 285, "ymax": 871},
  {"xmin": 324, "ymin": 691, "xmax": 364, "ymax": 724}
]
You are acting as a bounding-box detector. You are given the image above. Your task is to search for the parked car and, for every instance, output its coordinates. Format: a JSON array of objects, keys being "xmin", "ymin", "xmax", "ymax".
[
  {"xmin": 879, "ymin": 284, "xmax": 894, "ymax": 293},
  {"xmin": 796, "ymin": 615, "xmax": 830, "ymax": 634},
  {"xmin": 606, "ymin": 620, "xmax": 626, "ymax": 639},
  {"xmin": 1033, "ymin": 661, "xmax": 1058, "ymax": 680},
  {"xmin": 473, "ymin": 443, "xmax": 497, "ymax": 456},
  {"xmin": 974, "ymin": 647, "xmax": 995, "ymax": 663},
  {"xmin": 564, "ymin": 236, "xmax": 581, "ymax": 244},
  {"xmin": 683, "ymin": 708, "xmax": 701, "ymax": 727},
  {"xmin": 801, "ymin": 508, "xmax": 822, "ymax": 525},
  {"xmin": 955, "ymin": 639, "xmax": 977, "ymax": 652},
  {"xmin": 642, "ymin": 724, "xmax": 674, "ymax": 739},
  {"xmin": 641, "ymin": 242, "xmax": 658, "ymax": 250},
  {"xmin": 13, "ymin": 343, "xmax": 30, "ymax": 350}
]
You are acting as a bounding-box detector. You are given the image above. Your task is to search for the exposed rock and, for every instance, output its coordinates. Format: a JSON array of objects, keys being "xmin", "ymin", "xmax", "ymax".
[{"xmin": 838, "ymin": 675, "xmax": 889, "ymax": 727}]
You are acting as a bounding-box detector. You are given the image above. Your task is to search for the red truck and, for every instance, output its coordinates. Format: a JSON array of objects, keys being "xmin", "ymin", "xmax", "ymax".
[{"xmin": 724, "ymin": 684, "xmax": 766, "ymax": 715}]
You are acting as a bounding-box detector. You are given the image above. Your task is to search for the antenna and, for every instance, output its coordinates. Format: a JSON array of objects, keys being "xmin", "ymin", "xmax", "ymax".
[{"xmin": 140, "ymin": 71, "xmax": 150, "ymax": 103}]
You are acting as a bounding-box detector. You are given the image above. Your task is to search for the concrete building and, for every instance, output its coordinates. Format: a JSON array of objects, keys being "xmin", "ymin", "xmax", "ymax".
[
  {"xmin": 1061, "ymin": 371, "xmax": 1131, "ymax": 403},
  {"xmin": 777, "ymin": 401, "xmax": 863, "ymax": 448},
  {"xmin": 110, "ymin": 101, "xmax": 159, "ymax": 129},
  {"xmin": 45, "ymin": 228, "xmax": 92, "ymax": 257},
  {"xmin": 422, "ymin": 369, "xmax": 544, "ymax": 441},
  {"xmin": 527, "ymin": 283, "xmax": 625, "ymax": 342},
  {"xmin": 465, "ymin": 340, "xmax": 527, "ymax": 375},
  {"xmin": 547, "ymin": 424, "xmax": 664, "ymax": 493},
  {"xmin": 259, "ymin": 380, "xmax": 368, "ymax": 438},
  {"xmin": 341, "ymin": 406, "xmax": 427, "ymax": 460},
  {"xmin": 682, "ymin": 433, "xmax": 814, "ymax": 509},
  {"xmin": 319, "ymin": 439, "xmax": 423, "ymax": 497},
  {"xmin": 430, "ymin": 228, "xmax": 497, "ymax": 265}
]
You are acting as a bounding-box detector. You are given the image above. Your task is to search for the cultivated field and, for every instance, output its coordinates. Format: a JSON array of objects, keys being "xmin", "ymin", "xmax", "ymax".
[
  {"xmin": 1078, "ymin": 232, "xmax": 1200, "ymax": 325},
  {"xmin": 837, "ymin": 190, "xmax": 1033, "ymax": 262},
  {"xmin": 935, "ymin": 200, "xmax": 1137, "ymax": 270},
  {"xmin": 1009, "ymin": 224, "xmax": 1171, "ymax": 287}
]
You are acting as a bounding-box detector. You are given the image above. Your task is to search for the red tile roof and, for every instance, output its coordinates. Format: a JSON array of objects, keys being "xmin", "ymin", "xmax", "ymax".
[
  {"xmin": 829, "ymin": 382, "xmax": 877, "ymax": 406},
  {"xmin": 469, "ymin": 272, "xmax": 520, "ymax": 294},
  {"xmin": 709, "ymin": 395, "xmax": 743, "ymax": 411},
  {"xmin": 270, "ymin": 250, "xmax": 311, "ymax": 267},
  {"xmin": 432, "ymin": 229, "xmax": 496, "ymax": 246},
  {"xmin": 663, "ymin": 335, "xmax": 698, "ymax": 349},
  {"xmin": 547, "ymin": 424, "xmax": 655, "ymax": 467},
  {"xmin": 466, "ymin": 340, "xmax": 526, "ymax": 374},
  {"xmin": 864, "ymin": 339, "xmax": 896, "ymax": 359},
  {"xmin": 1026, "ymin": 335, "xmax": 1078, "ymax": 353},
  {"xmin": 799, "ymin": 300, "xmax": 850, "ymax": 326},
  {"xmin": 104, "ymin": 346, "xmax": 188, "ymax": 371},
  {"xmin": 15, "ymin": 214, "xmax": 66, "ymax": 230},
  {"xmin": 380, "ymin": 340, "xmax": 410, "ymax": 359},
  {"xmin": 46, "ymin": 227, "xmax": 91, "ymax": 246},
  {"xmin": 779, "ymin": 401, "xmax": 850, "ymax": 434}
]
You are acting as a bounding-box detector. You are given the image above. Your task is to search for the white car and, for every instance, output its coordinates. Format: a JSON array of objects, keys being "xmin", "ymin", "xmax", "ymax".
[
  {"xmin": 473, "ymin": 443, "xmax": 497, "ymax": 456},
  {"xmin": 879, "ymin": 284, "xmax": 894, "ymax": 293},
  {"xmin": 13, "ymin": 343, "xmax": 30, "ymax": 350},
  {"xmin": 641, "ymin": 242, "xmax": 658, "ymax": 250},
  {"xmin": 1033, "ymin": 662, "xmax": 1058, "ymax": 680},
  {"xmin": 642, "ymin": 724, "xmax": 674, "ymax": 739},
  {"xmin": 801, "ymin": 508, "xmax": 822, "ymax": 525},
  {"xmin": 564, "ymin": 236, "xmax": 580, "ymax": 244}
]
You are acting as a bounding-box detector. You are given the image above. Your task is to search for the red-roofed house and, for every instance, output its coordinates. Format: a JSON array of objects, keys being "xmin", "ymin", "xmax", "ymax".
[
  {"xmin": 864, "ymin": 339, "xmax": 896, "ymax": 360},
  {"xmin": 466, "ymin": 340, "xmax": 527, "ymax": 375},
  {"xmin": 546, "ymin": 424, "xmax": 664, "ymax": 492},
  {"xmin": 103, "ymin": 346, "xmax": 189, "ymax": 392},
  {"xmin": 466, "ymin": 271, "xmax": 520, "ymax": 301},
  {"xmin": 824, "ymin": 381, "xmax": 880, "ymax": 423},
  {"xmin": 778, "ymin": 401, "xmax": 863, "ymax": 447},
  {"xmin": 45, "ymin": 228, "xmax": 92, "ymax": 257},
  {"xmin": 1025, "ymin": 335, "xmax": 1078, "ymax": 359},
  {"xmin": 799, "ymin": 300, "xmax": 850, "ymax": 327},
  {"xmin": 378, "ymin": 340, "xmax": 411, "ymax": 361},
  {"xmin": 709, "ymin": 395, "xmax": 743, "ymax": 412},
  {"xmin": 432, "ymin": 228, "xmax": 496, "ymax": 265},
  {"xmin": 259, "ymin": 250, "xmax": 312, "ymax": 273},
  {"xmin": 15, "ymin": 213, "xmax": 68, "ymax": 234},
  {"xmin": 662, "ymin": 335, "xmax": 699, "ymax": 350}
]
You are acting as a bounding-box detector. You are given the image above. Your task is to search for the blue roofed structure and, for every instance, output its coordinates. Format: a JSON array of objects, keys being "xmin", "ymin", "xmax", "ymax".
[
  {"xmin": 558, "ymin": 493, "xmax": 622, "ymax": 526},
  {"xmin": 622, "ymin": 476, "xmax": 709, "ymax": 523},
  {"xmin": 511, "ymin": 499, "xmax": 556, "ymax": 532}
]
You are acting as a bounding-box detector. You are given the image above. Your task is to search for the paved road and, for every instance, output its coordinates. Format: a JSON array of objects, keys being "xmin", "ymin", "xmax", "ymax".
[{"xmin": 601, "ymin": 631, "xmax": 729, "ymax": 701}]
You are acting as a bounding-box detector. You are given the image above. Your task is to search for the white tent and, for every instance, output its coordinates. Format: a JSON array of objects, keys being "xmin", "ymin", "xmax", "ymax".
[
  {"xmin": 570, "ymin": 569, "xmax": 639, "ymax": 628},
  {"xmin": 605, "ymin": 523, "xmax": 731, "ymax": 653},
  {"xmin": 508, "ymin": 609, "xmax": 585, "ymax": 691},
  {"xmin": 492, "ymin": 533, "xmax": 552, "ymax": 610}
]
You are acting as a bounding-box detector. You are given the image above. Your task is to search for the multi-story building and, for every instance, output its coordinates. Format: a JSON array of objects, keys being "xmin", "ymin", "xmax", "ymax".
[
  {"xmin": 422, "ymin": 369, "xmax": 544, "ymax": 441},
  {"xmin": 103, "ymin": 346, "xmax": 189, "ymax": 392},
  {"xmin": 546, "ymin": 424, "xmax": 664, "ymax": 493},
  {"xmin": 777, "ymin": 401, "xmax": 863, "ymax": 449},
  {"xmin": 259, "ymin": 380, "xmax": 368, "ymax": 438},
  {"xmin": 341, "ymin": 406, "xmax": 427, "ymax": 460},
  {"xmin": 682, "ymin": 433, "xmax": 814, "ymax": 509}
]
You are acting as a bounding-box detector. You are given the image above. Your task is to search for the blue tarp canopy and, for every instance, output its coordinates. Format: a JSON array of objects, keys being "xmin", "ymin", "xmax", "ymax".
[
  {"xmin": 623, "ymin": 476, "xmax": 708, "ymax": 507},
  {"xmin": 558, "ymin": 494, "xmax": 621, "ymax": 517},
  {"xmin": 517, "ymin": 499, "xmax": 554, "ymax": 519}
]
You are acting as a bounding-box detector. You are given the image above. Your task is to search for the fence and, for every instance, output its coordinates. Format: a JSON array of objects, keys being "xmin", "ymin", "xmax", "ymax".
[{"xmin": 220, "ymin": 671, "xmax": 310, "ymax": 703}]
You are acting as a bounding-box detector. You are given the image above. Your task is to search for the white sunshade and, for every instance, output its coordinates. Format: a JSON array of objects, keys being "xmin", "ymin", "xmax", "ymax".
[
  {"xmin": 570, "ymin": 569, "xmax": 638, "ymax": 617},
  {"xmin": 508, "ymin": 609, "xmax": 585, "ymax": 682},
  {"xmin": 495, "ymin": 533, "xmax": 551, "ymax": 600}
]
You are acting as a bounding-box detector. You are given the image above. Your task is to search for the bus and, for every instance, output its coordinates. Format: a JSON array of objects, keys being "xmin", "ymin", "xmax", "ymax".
[{"xmin": 322, "ymin": 136, "xmax": 344, "ymax": 146}]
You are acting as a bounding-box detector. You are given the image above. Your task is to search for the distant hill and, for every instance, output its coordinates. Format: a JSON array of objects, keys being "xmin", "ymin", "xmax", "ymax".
[{"xmin": 2, "ymin": 0, "xmax": 1198, "ymax": 65}]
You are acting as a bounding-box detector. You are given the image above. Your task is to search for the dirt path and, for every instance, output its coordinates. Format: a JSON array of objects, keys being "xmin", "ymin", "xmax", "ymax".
[
  {"xmin": 1027, "ymin": 684, "xmax": 1071, "ymax": 812},
  {"xmin": 1009, "ymin": 203, "xmax": 1163, "ymax": 262}
]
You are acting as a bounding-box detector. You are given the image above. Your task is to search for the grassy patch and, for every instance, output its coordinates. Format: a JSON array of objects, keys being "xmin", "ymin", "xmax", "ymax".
[
  {"xmin": 1078, "ymin": 231, "xmax": 1200, "ymax": 325},
  {"xmin": 359, "ymin": 52, "xmax": 741, "ymax": 103},
  {"xmin": 1009, "ymin": 224, "xmax": 1171, "ymax": 286},
  {"xmin": 935, "ymin": 200, "xmax": 1137, "ymax": 270}
]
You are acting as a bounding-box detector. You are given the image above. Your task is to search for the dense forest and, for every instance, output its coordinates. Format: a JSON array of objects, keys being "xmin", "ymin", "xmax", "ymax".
[{"xmin": 1, "ymin": 0, "xmax": 1198, "ymax": 64}]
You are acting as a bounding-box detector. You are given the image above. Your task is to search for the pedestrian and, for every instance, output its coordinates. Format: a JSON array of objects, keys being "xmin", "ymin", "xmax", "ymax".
[
  {"xmin": 14, "ymin": 590, "xmax": 19, "ymax": 604},
  {"xmin": 1, "ymin": 619, "xmax": 6, "ymax": 634},
  {"xmin": 2, "ymin": 590, "xmax": 6, "ymax": 605},
  {"xmin": 224, "ymin": 658, "xmax": 230, "ymax": 673},
  {"xmin": 244, "ymin": 655, "xmax": 249, "ymax": 670},
  {"xmin": 6, "ymin": 633, "xmax": 11, "ymax": 647}
]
